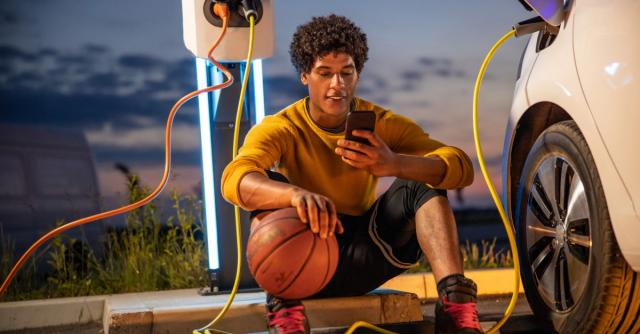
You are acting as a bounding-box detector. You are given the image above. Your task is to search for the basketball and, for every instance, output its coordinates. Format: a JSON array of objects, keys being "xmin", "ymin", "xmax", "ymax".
[{"xmin": 246, "ymin": 207, "xmax": 339, "ymax": 300}]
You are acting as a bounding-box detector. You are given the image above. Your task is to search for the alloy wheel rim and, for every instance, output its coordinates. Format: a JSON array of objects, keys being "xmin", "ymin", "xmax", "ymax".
[{"xmin": 525, "ymin": 156, "xmax": 592, "ymax": 312}]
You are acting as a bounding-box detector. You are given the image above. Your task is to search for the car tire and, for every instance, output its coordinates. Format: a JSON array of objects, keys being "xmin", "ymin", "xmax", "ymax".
[{"xmin": 514, "ymin": 120, "xmax": 640, "ymax": 333}]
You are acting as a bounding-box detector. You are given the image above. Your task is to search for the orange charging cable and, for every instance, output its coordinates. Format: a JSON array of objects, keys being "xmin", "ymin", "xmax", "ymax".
[{"xmin": 0, "ymin": 3, "xmax": 233, "ymax": 297}]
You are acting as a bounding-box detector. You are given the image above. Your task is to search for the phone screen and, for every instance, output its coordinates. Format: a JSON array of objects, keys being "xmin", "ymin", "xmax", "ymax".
[{"xmin": 344, "ymin": 111, "xmax": 376, "ymax": 145}]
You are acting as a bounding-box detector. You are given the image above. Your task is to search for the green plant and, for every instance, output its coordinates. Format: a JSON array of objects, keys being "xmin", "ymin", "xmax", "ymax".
[
  {"xmin": 462, "ymin": 238, "xmax": 513, "ymax": 269},
  {"xmin": 0, "ymin": 225, "xmax": 49, "ymax": 301},
  {"xmin": 92, "ymin": 178, "xmax": 207, "ymax": 293},
  {"xmin": 159, "ymin": 191, "xmax": 207, "ymax": 289},
  {"xmin": 405, "ymin": 238, "xmax": 513, "ymax": 274},
  {"xmin": 46, "ymin": 225, "xmax": 98, "ymax": 298}
]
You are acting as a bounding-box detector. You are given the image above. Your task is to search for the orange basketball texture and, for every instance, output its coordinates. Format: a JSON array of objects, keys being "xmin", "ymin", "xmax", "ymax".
[{"xmin": 246, "ymin": 207, "xmax": 339, "ymax": 299}]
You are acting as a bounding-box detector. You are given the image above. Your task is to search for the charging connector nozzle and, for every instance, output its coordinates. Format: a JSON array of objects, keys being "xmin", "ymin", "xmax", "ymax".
[
  {"xmin": 513, "ymin": 16, "xmax": 559, "ymax": 37},
  {"xmin": 239, "ymin": 0, "xmax": 259, "ymax": 21},
  {"xmin": 206, "ymin": 0, "xmax": 261, "ymax": 27},
  {"xmin": 213, "ymin": 1, "xmax": 230, "ymax": 20}
]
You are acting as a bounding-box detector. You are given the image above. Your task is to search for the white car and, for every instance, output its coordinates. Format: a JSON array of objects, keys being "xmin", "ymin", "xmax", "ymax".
[{"xmin": 503, "ymin": 0, "xmax": 639, "ymax": 333}]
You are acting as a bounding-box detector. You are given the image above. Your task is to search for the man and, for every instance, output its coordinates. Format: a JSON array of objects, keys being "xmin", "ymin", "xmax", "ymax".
[{"xmin": 222, "ymin": 14, "xmax": 482, "ymax": 334}]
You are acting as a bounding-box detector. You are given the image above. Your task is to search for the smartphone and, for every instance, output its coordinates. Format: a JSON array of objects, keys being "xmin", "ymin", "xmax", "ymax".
[{"xmin": 344, "ymin": 110, "xmax": 376, "ymax": 145}]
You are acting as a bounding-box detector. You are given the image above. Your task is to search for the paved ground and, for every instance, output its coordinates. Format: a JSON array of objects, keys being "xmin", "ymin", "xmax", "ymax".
[
  {"xmin": 422, "ymin": 294, "xmax": 551, "ymax": 334},
  {"xmin": 0, "ymin": 294, "xmax": 551, "ymax": 334},
  {"xmin": 313, "ymin": 294, "xmax": 550, "ymax": 334}
]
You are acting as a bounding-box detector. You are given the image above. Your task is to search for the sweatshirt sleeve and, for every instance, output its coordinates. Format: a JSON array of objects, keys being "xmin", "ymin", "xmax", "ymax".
[
  {"xmin": 382, "ymin": 112, "xmax": 474, "ymax": 189},
  {"xmin": 424, "ymin": 146, "xmax": 474, "ymax": 189},
  {"xmin": 220, "ymin": 116, "xmax": 292, "ymax": 207}
]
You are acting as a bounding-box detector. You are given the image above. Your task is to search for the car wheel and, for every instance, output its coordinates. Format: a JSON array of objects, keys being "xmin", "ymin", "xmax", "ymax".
[{"xmin": 514, "ymin": 120, "xmax": 640, "ymax": 333}]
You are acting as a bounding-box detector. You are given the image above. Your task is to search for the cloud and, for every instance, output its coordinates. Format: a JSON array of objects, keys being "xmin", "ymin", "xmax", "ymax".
[
  {"xmin": 357, "ymin": 71, "xmax": 392, "ymax": 103},
  {"xmin": 0, "ymin": 88, "xmax": 186, "ymax": 130},
  {"xmin": 434, "ymin": 67, "xmax": 466, "ymax": 79},
  {"xmin": 263, "ymin": 75, "xmax": 308, "ymax": 113},
  {"xmin": 401, "ymin": 70, "xmax": 424, "ymax": 81},
  {"xmin": 352, "ymin": 56, "xmax": 471, "ymax": 117},
  {"xmin": 0, "ymin": 44, "xmax": 36, "ymax": 61},
  {"xmin": 0, "ymin": 8, "xmax": 20, "ymax": 26},
  {"xmin": 96, "ymin": 162, "xmax": 203, "ymax": 197},
  {"xmin": 394, "ymin": 57, "xmax": 468, "ymax": 92},
  {"xmin": 94, "ymin": 148, "xmax": 202, "ymax": 168},
  {"xmin": 118, "ymin": 54, "xmax": 163, "ymax": 70},
  {"xmin": 0, "ymin": 44, "xmax": 199, "ymax": 130},
  {"xmin": 417, "ymin": 57, "xmax": 452, "ymax": 68},
  {"xmin": 371, "ymin": 76, "xmax": 388, "ymax": 89},
  {"xmin": 83, "ymin": 44, "xmax": 108, "ymax": 54},
  {"xmin": 56, "ymin": 53, "xmax": 93, "ymax": 67},
  {"xmin": 85, "ymin": 122, "xmax": 200, "ymax": 152},
  {"xmin": 0, "ymin": 44, "xmax": 196, "ymax": 97},
  {"xmin": 39, "ymin": 47, "xmax": 58, "ymax": 57},
  {"xmin": 85, "ymin": 72, "xmax": 120, "ymax": 91},
  {"xmin": 164, "ymin": 58, "xmax": 197, "ymax": 90}
]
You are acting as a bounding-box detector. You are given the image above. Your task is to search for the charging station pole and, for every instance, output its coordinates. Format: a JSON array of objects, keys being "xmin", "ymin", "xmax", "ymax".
[
  {"xmin": 195, "ymin": 58, "xmax": 265, "ymax": 293},
  {"xmin": 182, "ymin": 0, "xmax": 273, "ymax": 294}
]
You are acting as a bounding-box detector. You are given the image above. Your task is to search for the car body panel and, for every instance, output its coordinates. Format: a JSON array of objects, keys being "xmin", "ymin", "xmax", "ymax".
[
  {"xmin": 504, "ymin": 1, "xmax": 640, "ymax": 270},
  {"xmin": 573, "ymin": 0, "xmax": 640, "ymax": 260}
]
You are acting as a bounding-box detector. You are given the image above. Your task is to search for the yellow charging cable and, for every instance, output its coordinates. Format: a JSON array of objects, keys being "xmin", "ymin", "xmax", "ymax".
[
  {"xmin": 193, "ymin": 14, "xmax": 256, "ymax": 334},
  {"xmin": 345, "ymin": 321, "xmax": 396, "ymax": 334},
  {"xmin": 472, "ymin": 29, "xmax": 519, "ymax": 334}
]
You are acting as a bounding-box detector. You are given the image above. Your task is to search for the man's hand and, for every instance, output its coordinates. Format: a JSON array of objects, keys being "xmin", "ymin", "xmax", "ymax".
[
  {"xmin": 290, "ymin": 189, "xmax": 344, "ymax": 239},
  {"xmin": 335, "ymin": 130, "xmax": 399, "ymax": 176}
]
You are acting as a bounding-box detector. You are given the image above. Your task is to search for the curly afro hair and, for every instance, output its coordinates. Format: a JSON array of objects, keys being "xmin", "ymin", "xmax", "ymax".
[{"xmin": 289, "ymin": 14, "xmax": 369, "ymax": 75}]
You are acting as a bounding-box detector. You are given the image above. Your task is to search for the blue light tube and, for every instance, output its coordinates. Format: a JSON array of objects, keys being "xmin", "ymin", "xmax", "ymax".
[
  {"xmin": 252, "ymin": 59, "xmax": 265, "ymax": 124},
  {"xmin": 196, "ymin": 58, "xmax": 220, "ymax": 270}
]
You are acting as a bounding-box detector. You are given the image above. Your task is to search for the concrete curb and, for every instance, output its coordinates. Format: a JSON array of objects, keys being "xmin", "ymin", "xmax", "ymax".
[
  {"xmin": 0, "ymin": 295, "xmax": 104, "ymax": 331},
  {"xmin": 127, "ymin": 290, "xmax": 422, "ymax": 334},
  {"xmin": 381, "ymin": 267, "xmax": 523, "ymax": 299},
  {"xmin": 0, "ymin": 268, "xmax": 521, "ymax": 332}
]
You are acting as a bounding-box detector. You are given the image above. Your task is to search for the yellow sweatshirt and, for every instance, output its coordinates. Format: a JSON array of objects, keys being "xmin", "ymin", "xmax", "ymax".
[{"xmin": 221, "ymin": 97, "xmax": 473, "ymax": 216}]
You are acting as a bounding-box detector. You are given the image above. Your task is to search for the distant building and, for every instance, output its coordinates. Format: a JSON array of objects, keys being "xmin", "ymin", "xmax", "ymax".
[{"xmin": 0, "ymin": 124, "xmax": 105, "ymax": 261}]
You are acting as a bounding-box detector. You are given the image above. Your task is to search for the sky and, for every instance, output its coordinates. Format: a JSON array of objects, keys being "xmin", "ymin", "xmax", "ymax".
[{"xmin": 0, "ymin": 0, "xmax": 533, "ymax": 210}]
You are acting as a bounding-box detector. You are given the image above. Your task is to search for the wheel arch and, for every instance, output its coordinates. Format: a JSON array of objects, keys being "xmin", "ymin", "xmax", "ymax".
[{"xmin": 509, "ymin": 102, "xmax": 572, "ymax": 212}]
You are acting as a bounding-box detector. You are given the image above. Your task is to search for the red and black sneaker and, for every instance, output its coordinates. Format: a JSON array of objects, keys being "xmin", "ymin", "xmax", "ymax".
[
  {"xmin": 266, "ymin": 295, "xmax": 310, "ymax": 334},
  {"xmin": 435, "ymin": 274, "xmax": 483, "ymax": 334}
]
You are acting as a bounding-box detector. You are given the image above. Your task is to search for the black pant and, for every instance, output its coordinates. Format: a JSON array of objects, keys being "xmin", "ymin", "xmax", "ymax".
[{"xmin": 253, "ymin": 170, "xmax": 447, "ymax": 299}]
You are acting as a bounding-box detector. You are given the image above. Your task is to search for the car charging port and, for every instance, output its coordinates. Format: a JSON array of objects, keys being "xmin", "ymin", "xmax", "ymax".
[
  {"xmin": 513, "ymin": 16, "xmax": 559, "ymax": 37},
  {"xmin": 513, "ymin": 16, "xmax": 560, "ymax": 52},
  {"xmin": 205, "ymin": 0, "xmax": 263, "ymax": 28}
]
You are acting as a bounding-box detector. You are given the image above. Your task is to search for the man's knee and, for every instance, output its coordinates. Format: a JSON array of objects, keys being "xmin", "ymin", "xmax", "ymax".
[
  {"xmin": 416, "ymin": 194, "xmax": 452, "ymax": 215},
  {"xmin": 390, "ymin": 178, "xmax": 448, "ymax": 213}
]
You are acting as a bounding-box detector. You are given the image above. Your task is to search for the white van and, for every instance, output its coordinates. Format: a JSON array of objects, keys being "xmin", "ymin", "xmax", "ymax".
[{"xmin": 0, "ymin": 124, "xmax": 105, "ymax": 262}]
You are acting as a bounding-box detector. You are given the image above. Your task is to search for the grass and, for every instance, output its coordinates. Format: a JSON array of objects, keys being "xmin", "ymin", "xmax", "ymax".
[{"xmin": 406, "ymin": 238, "xmax": 513, "ymax": 274}]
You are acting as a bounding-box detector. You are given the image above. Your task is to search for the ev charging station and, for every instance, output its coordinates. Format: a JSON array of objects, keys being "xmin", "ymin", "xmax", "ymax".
[
  {"xmin": 182, "ymin": 0, "xmax": 274, "ymax": 293},
  {"xmin": 195, "ymin": 60, "xmax": 263, "ymax": 292}
]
